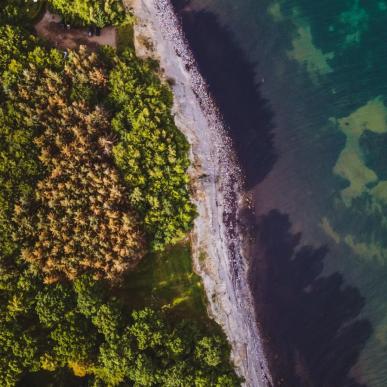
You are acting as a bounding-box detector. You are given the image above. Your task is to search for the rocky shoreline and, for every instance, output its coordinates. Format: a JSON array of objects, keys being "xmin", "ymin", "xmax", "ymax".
[{"xmin": 125, "ymin": 0, "xmax": 272, "ymax": 385}]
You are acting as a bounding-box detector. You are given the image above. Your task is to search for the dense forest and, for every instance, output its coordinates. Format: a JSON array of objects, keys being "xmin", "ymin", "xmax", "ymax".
[
  {"xmin": 0, "ymin": 1, "xmax": 238, "ymax": 386},
  {"xmin": 49, "ymin": 0, "xmax": 126, "ymax": 27}
]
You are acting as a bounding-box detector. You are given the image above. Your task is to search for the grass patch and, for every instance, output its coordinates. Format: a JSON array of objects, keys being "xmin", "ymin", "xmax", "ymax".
[
  {"xmin": 199, "ymin": 250, "xmax": 207, "ymax": 263},
  {"xmin": 116, "ymin": 20, "xmax": 134, "ymax": 53},
  {"xmin": 119, "ymin": 243, "xmax": 211, "ymax": 324}
]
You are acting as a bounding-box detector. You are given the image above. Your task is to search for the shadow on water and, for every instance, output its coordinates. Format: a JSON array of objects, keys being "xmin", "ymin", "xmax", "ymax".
[
  {"xmin": 172, "ymin": 2, "xmax": 277, "ymax": 189},
  {"xmin": 249, "ymin": 210, "xmax": 372, "ymax": 387},
  {"xmin": 170, "ymin": 2, "xmax": 373, "ymax": 385}
]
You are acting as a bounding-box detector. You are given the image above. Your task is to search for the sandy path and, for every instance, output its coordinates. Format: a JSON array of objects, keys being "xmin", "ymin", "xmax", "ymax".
[
  {"xmin": 126, "ymin": 0, "xmax": 272, "ymax": 385},
  {"xmin": 35, "ymin": 10, "xmax": 116, "ymax": 50}
]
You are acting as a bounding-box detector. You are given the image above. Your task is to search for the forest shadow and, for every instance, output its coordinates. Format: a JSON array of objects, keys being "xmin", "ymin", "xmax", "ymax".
[
  {"xmin": 18, "ymin": 369, "xmax": 89, "ymax": 387},
  {"xmin": 249, "ymin": 210, "xmax": 372, "ymax": 387},
  {"xmin": 172, "ymin": 3, "xmax": 277, "ymax": 189}
]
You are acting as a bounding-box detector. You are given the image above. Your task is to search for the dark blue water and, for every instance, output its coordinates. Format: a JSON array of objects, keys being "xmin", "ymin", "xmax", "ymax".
[{"xmin": 171, "ymin": 0, "xmax": 387, "ymax": 386}]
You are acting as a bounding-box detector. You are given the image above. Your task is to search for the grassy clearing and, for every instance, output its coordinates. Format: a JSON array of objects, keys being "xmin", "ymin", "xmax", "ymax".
[
  {"xmin": 120, "ymin": 243, "xmax": 211, "ymax": 323},
  {"xmin": 116, "ymin": 19, "xmax": 134, "ymax": 52}
]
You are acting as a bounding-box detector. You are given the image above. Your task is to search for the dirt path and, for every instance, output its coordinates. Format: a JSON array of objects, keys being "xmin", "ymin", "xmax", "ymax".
[{"xmin": 35, "ymin": 10, "xmax": 116, "ymax": 50}]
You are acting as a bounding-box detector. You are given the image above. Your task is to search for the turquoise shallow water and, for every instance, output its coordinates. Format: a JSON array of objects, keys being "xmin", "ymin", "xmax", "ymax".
[{"xmin": 173, "ymin": 0, "xmax": 387, "ymax": 385}]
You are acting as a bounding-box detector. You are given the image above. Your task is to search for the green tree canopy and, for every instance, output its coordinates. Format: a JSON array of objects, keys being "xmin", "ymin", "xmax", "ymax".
[
  {"xmin": 48, "ymin": 0, "xmax": 126, "ymax": 27},
  {"xmin": 0, "ymin": 274, "xmax": 239, "ymax": 386},
  {"xmin": 109, "ymin": 50, "xmax": 196, "ymax": 251}
]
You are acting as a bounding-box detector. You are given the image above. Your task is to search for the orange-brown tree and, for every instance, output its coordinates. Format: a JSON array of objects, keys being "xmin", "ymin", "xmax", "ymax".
[{"xmin": 15, "ymin": 48, "xmax": 146, "ymax": 283}]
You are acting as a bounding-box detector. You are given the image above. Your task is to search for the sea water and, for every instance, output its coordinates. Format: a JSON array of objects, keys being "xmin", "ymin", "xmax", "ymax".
[{"xmin": 171, "ymin": 0, "xmax": 387, "ymax": 386}]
